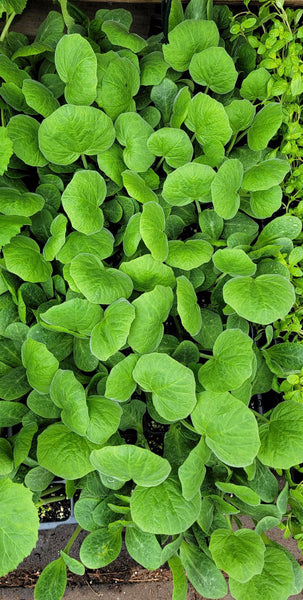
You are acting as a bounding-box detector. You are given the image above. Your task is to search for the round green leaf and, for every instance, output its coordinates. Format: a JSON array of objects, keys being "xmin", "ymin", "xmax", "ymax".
[
  {"xmin": 22, "ymin": 338, "xmax": 59, "ymax": 394},
  {"xmin": 185, "ymin": 92, "xmax": 232, "ymax": 147},
  {"xmin": 255, "ymin": 214, "xmax": 301, "ymax": 248},
  {"xmin": 180, "ymin": 541, "xmax": 228, "ymax": 599},
  {"xmin": 147, "ymin": 127, "xmax": 193, "ymax": 168},
  {"xmin": 128, "ymin": 284, "xmax": 173, "ymax": 354},
  {"xmin": 70, "ymin": 253, "xmax": 133, "ymax": 304},
  {"xmin": 125, "ymin": 526, "xmax": 162, "ymax": 570},
  {"xmin": 90, "ymin": 298, "xmax": 135, "ymax": 361},
  {"xmin": 40, "ymin": 298, "xmax": 102, "ymax": 337},
  {"xmin": 80, "ymin": 528, "xmax": 122, "ymax": 569},
  {"xmin": 122, "ymin": 170, "xmax": 158, "ymax": 205},
  {"xmin": 242, "ymin": 159, "xmax": 290, "ymax": 192},
  {"xmin": 102, "ymin": 20, "xmax": 147, "ymax": 53},
  {"xmin": 248, "ymin": 103, "xmax": 283, "ymax": 151},
  {"xmin": 0, "ymin": 478, "xmax": 39, "ymax": 577},
  {"xmin": 7, "ymin": 115, "xmax": 47, "ymax": 167},
  {"xmin": 3, "ymin": 235, "xmax": 52, "ymax": 283},
  {"xmin": 0, "ymin": 401, "xmax": 28, "ymax": 427},
  {"xmin": 0, "ymin": 125, "xmax": 13, "ymax": 175},
  {"xmin": 198, "ymin": 329, "xmax": 254, "ymax": 392},
  {"xmin": 250, "ymin": 186, "xmax": 282, "ymax": 219},
  {"xmin": 163, "ymin": 162, "xmax": 215, "ymax": 206},
  {"xmin": 98, "ymin": 56, "xmax": 140, "ymax": 120},
  {"xmin": 176, "ymin": 275, "xmax": 202, "ymax": 337},
  {"xmin": 22, "ymin": 79, "xmax": 59, "ymax": 118},
  {"xmin": 210, "ymin": 529, "xmax": 265, "ymax": 583},
  {"xmin": 50, "ymin": 369, "xmax": 89, "ymax": 436},
  {"xmin": 105, "ymin": 354, "xmax": 138, "ymax": 402},
  {"xmin": 223, "ymin": 275, "xmax": 295, "ymax": 324},
  {"xmin": 140, "ymin": 51, "xmax": 169, "ymax": 86},
  {"xmin": 211, "ymin": 158, "xmax": 243, "ymax": 219},
  {"xmin": 55, "ymin": 34, "xmax": 97, "ymax": 105},
  {"xmin": 57, "ymin": 228, "xmax": 114, "ymax": 264},
  {"xmin": 133, "ymin": 352, "xmax": 196, "ymax": 422},
  {"xmin": 0, "ymin": 439, "xmax": 13, "ymax": 475},
  {"xmin": 163, "ymin": 19, "xmax": 219, "ymax": 72},
  {"xmin": 166, "ymin": 240, "xmax": 213, "ymax": 270},
  {"xmin": 90, "ymin": 445, "xmax": 171, "ymax": 487},
  {"xmin": 189, "ymin": 46, "xmax": 238, "ymax": 94},
  {"xmin": 62, "ymin": 170, "xmax": 106, "ymax": 235},
  {"xmin": 225, "ymin": 99, "xmax": 255, "ymax": 134},
  {"xmin": 86, "ymin": 395, "xmax": 122, "ymax": 445},
  {"xmin": 130, "ymin": 477, "xmax": 201, "ymax": 534},
  {"xmin": 140, "ymin": 201, "xmax": 168, "ymax": 261},
  {"xmin": 38, "ymin": 105, "xmax": 115, "ymax": 165},
  {"xmin": 0, "ymin": 187, "xmax": 43, "ymax": 217},
  {"xmin": 37, "ymin": 423, "xmax": 96, "ymax": 479},
  {"xmin": 258, "ymin": 401, "xmax": 303, "ymax": 469},
  {"xmin": 229, "ymin": 547, "xmax": 295, "ymax": 600},
  {"xmin": 119, "ymin": 254, "xmax": 175, "ymax": 291},
  {"xmin": 191, "ymin": 391, "xmax": 260, "ymax": 467},
  {"xmin": 240, "ymin": 68, "xmax": 271, "ymax": 101},
  {"xmin": 213, "ymin": 248, "xmax": 256, "ymax": 277}
]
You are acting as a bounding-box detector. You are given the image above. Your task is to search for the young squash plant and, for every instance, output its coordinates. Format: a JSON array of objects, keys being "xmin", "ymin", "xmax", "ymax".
[{"xmin": 0, "ymin": 0, "xmax": 303, "ymax": 598}]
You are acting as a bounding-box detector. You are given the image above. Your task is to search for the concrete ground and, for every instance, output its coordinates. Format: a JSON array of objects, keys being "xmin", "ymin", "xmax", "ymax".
[{"xmin": 0, "ymin": 520, "xmax": 302, "ymax": 599}]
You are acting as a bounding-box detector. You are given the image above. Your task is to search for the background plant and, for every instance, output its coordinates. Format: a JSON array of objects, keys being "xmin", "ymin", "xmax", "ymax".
[{"xmin": 0, "ymin": 0, "xmax": 302, "ymax": 598}]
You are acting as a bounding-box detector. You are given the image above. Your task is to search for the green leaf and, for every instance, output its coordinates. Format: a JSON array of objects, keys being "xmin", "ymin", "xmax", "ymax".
[
  {"xmin": 34, "ymin": 558, "xmax": 67, "ymax": 600},
  {"xmin": 229, "ymin": 547, "xmax": 294, "ymax": 600},
  {"xmin": 3, "ymin": 235, "xmax": 52, "ymax": 283},
  {"xmin": 211, "ymin": 159, "xmax": 243, "ymax": 219},
  {"xmin": 168, "ymin": 555, "xmax": 188, "ymax": 600},
  {"xmin": 123, "ymin": 213, "xmax": 141, "ymax": 257},
  {"xmin": 25, "ymin": 466, "xmax": 54, "ymax": 492},
  {"xmin": 185, "ymin": 92, "xmax": 232, "ymax": 147},
  {"xmin": 133, "ymin": 353, "xmax": 196, "ymax": 421},
  {"xmin": 128, "ymin": 285, "xmax": 173, "ymax": 354},
  {"xmin": 70, "ymin": 253, "xmax": 133, "ymax": 304},
  {"xmin": 122, "ymin": 170, "xmax": 158, "ymax": 204},
  {"xmin": 163, "ymin": 19, "xmax": 219, "ymax": 71},
  {"xmin": 22, "ymin": 338, "xmax": 58, "ymax": 394},
  {"xmin": 130, "ymin": 477, "xmax": 201, "ymax": 534},
  {"xmin": 0, "ymin": 187, "xmax": 41, "ymax": 216},
  {"xmin": 7, "ymin": 115, "xmax": 48, "ymax": 167},
  {"xmin": 248, "ymin": 103, "xmax": 283, "ymax": 151},
  {"xmin": 55, "ymin": 34, "xmax": 97, "ymax": 105},
  {"xmin": 80, "ymin": 527, "xmax": 122, "ymax": 569},
  {"xmin": 0, "ymin": 53, "xmax": 28, "ymax": 87},
  {"xmin": 0, "ymin": 126, "xmax": 13, "ymax": 175},
  {"xmin": 170, "ymin": 86, "xmax": 191, "ymax": 129},
  {"xmin": 140, "ymin": 52, "xmax": 169, "ymax": 86},
  {"xmin": 150, "ymin": 78, "xmax": 178, "ymax": 125},
  {"xmin": 97, "ymin": 143, "xmax": 125, "ymax": 186},
  {"xmin": 50, "ymin": 369, "xmax": 89, "ymax": 436},
  {"xmin": 0, "ymin": 366, "xmax": 30, "ymax": 400},
  {"xmin": 37, "ymin": 423, "xmax": 96, "ymax": 479},
  {"xmin": 105, "ymin": 354, "xmax": 138, "ymax": 402},
  {"xmin": 102, "ymin": 21, "xmax": 147, "ymax": 53},
  {"xmin": 223, "ymin": 274, "xmax": 295, "ymax": 325},
  {"xmin": 35, "ymin": 10, "xmax": 64, "ymax": 48},
  {"xmin": 62, "ymin": 170, "xmax": 106, "ymax": 235},
  {"xmin": 250, "ymin": 186, "xmax": 282, "ymax": 219},
  {"xmin": 225, "ymin": 99, "xmax": 255, "ymax": 134},
  {"xmin": 86, "ymin": 395, "xmax": 122, "ymax": 444},
  {"xmin": 198, "ymin": 329, "xmax": 254, "ymax": 393},
  {"xmin": 258, "ymin": 401, "xmax": 303, "ymax": 469},
  {"xmin": 38, "ymin": 105, "xmax": 115, "ymax": 165},
  {"xmin": 22, "ymin": 79, "xmax": 59, "ymax": 117},
  {"xmin": 240, "ymin": 68, "xmax": 271, "ymax": 101},
  {"xmin": 0, "ymin": 478, "xmax": 39, "ymax": 578},
  {"xmin": 140, "ymin": 201, "xmax": 168, "ymax": 261},
  {"xmin": 0, "ymin": 439, "xmax": 13, "ymax": 475},
  {"xmin": 98, "ymin": 56, "xmax": 140, "ymax": 119},
  {"xmin": 176, "ymin": 276, "xmax": 202, "ymax": 337},
  {"xmin": 178, "ymin": 437, "xmax": 208, "ymax": 500},
  {"xmin": 120, "ymin": 254, "xmax": 175, "ymax": 291},
  {"xmin": 189, "ymin": 46, "xmax": 237, "ymax": 94},
  {"xmin": 43, "ymin": 214, "xmax": 67, "ymax": 261},
  {"xmin": 125, "ymin": 526, "xmax": 162, "ymax": 570},
  {"xmin": 213, "ymin": 248, "xmax": 256, "ymax": 276},
  {"xmin": 27, "ymin": 389, "xmax": 61, "ymax": 419},
  {"xmin": 147, "ymin": 128, "xmax": 193, "ymax": 168},
  {"xmin": 179, "ymin": 541, "xmax": 227, "ymax": 598},
  {"xmin": 0, "ymin": 401, "xmax": 28, "ymax": 426},
  {"xmin": 255, "ymin": 214, "xmax": 301, "ymax": 247},
  {"xmin": 90, "ymin": 299, "xmax": 135, "ymax": 361},
  {"xmin": 242, "ymin": 159, "xmax": 290, "ymax": 191},
  {"xmin": 215, "ymin": 481, "xmax": 260, "ymax": 505},
  {"xmin": 193, "ymin": 308, "xmax": 223, "ymax": 350},
  {"xmin": 60, "ymin": 552, "xmax": 85, "ymax": 576},
  {"xmin": 163, "ymin": 162, "xmax": 215, "ymax": 206},
  {"xmin": 210, "ymin": 529, "xmax": 265, "ymax": 583},
  {"xmin": 90, "ymin": 444, "xmax": 171, "ymax": 487},
  {"xmin": 263, "ymin": 342, "xmax": 303, "ymax": 377},
  {"xmin": 191, "ymin": 391, "xmax": 260, "ymax": 467},
  {"xmin": 40, "ymin": 298, "xmax": 102, "ymax": 337},
  {"xmin": 57, "ymin": 229, "xmax": 114, "ymax": 264},
  {"xmin": 115, "ymin": 112, "xmax": 154, "ymax": 172}
]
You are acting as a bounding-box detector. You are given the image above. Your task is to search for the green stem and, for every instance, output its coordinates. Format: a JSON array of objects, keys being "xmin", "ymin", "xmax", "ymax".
[
  {"xmin": 155, "ymin": 156, "xmax": 164, "ymax": 172},
  {"xmin": 251, "ymin": 409, "xmax": 270, "ymax": 423},
  {"xmin": 36, "ymin": 495, "xmax": 65, "ymax": 508},
  {"xmin": 199, "ymin": 352, "xmax": 212, "ymax": 359},
  {"xmin": 0, "ymin": 11, "xmax": 16, "ymax": 42},
  {"xmin": 190, "ymin": 133, "xmax": 196, "ymax": 143},
  {"xmin": 195, "ymin": 200, "xmax": 201, "ymax": 214},
  {"xmin": 173, "ymin": 315, "xmax": 183, "ymax": 339},
  {"xmin": 225, "ymin": 514, "xmax": 233, "ymax": 532},
  {"xmin": 226, "ymin": 133, "xmax": 237, "ymax": 156},
  {"xmin": 64, "ymin": 525, "xmax": 82, "ymax": 555},
  {"xmin": 81, "ymin": 154, "xmax": 88, "ymax": 169},
  {"xmin": 181, "ymin": 420, "xmax": 198, "ymax": 434}
]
